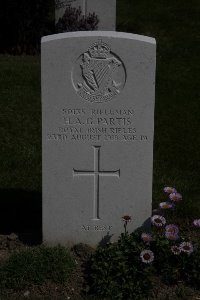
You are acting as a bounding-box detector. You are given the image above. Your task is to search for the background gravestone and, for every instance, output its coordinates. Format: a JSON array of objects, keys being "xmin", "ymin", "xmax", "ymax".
[
  {"xmin": 42, "ymin": 31, "xmax": 156, "ymax": 246},
  {"xmin": 55, "ymin": 0, "xmax": 116, "ymax": 30}
]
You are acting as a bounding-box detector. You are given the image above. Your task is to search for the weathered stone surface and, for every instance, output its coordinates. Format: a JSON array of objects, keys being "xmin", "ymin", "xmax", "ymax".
[
  {"xmin": 55, "ymin": 0, "xmax": 116, "ymax": 30},
  {"xmin": 42, "ymin": 31, "xmax": 156, "ymax": 246}
]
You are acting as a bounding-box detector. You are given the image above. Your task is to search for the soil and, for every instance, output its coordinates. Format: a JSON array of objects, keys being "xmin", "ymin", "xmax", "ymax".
[
  {"xmin": 0, "ymin": 234, "xmax": 94, "ymax": 299},
  {"xmin": 0, "ymin": 234, "xmax": 200, "ymax": 300}
]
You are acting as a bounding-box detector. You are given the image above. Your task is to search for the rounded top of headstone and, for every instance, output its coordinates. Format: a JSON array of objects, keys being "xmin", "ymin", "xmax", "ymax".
[{"xmin": 41, "ymin": 31, "xmax": 156, "ymax": 45}]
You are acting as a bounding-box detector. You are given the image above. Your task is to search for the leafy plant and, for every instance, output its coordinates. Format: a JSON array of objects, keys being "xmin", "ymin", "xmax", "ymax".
[
  {"xmin": 0, "ymin": 0, "xmax": 54, "ymax": 54},
  {"xmin": 0, "ymin": 244, "xmax": 75, "ymax": 289},
  {"xmin": 87, "ymin": 187, "xmax": 200, "ymax": 298},
  {"xmin": 149, "ymin": 187, "xmax": 200, "ymax": 287},
  {"xmin": 87, "ymin": 228, "xmax": 153, "ymax": 299}
]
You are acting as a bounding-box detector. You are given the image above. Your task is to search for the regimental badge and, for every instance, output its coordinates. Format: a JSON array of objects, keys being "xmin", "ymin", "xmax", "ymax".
[{"xmin": 72, "ymin": 39, "xmax": 126, "ymax": 103}]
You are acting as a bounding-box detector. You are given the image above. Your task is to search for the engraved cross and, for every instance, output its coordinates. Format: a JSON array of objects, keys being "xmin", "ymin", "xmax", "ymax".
[{"xmin": 73, "ymin": 146, "xmax": 120, "ymax": 220}]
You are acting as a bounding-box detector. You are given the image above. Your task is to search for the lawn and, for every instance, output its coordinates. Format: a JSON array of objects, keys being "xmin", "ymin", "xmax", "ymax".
[
  {"xmin": 0, "ymin": 0, "xmax": 200, "ymax": 298},
  {"xmin": 118, "ymin": 0, "xmax": 200, "ymax": 217},
  {"xmin": 0, "ymin": 55, "xmax": 41, "ymax": 191}
]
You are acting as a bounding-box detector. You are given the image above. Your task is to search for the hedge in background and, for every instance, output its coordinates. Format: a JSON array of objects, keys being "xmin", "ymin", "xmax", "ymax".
[
  {"xmin": 55, "ymin": 5, "xmax": 99, "ymax": 33},
  {"xmin": 0, "ymin": 0, "xmax": 55, "ymax": 54}
]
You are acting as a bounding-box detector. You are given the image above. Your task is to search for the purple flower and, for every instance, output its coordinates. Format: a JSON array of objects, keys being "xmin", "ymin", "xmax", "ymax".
[
  {"xmin": 169, "ymin": 192, "xmax": 182, "ymax": 202},
  {"xmin": 193, "ymin": 219, "xmax": 200, "ymax": 227},
  {"xmin": 141, "ymin": 233, "xmax": 153, "ymax": 243},
  {"xmin": 165, "ymin": 224, "xmax": 179, "ymax": 235},
  {"xmin": 171, "ymin": 245, "xmax": 181, "ymax": 255},
  {"xmin": 179, "ymin": 242, "xmax": 193, "ymax": 254},
  {"xmin": 159, "ymin": 202, "xmax": 174, "ymax": 209},
  {"xmin": 165, "ymin": 232, "xmax": 179, "ymax": 241},
  {"xmin": 163, "ymin": 187, "xmax": 177, "ymax": 194},
  {"xmin": 151, "ymin": 215, "xmax": 166, "ymax": 227},
  {"xmin": 140, "ymin": 250, "xmax": 154, "ymax": 263}
]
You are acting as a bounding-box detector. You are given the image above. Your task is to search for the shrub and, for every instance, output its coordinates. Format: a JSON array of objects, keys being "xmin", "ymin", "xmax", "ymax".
[
  {"xmin": 0, "ymin": 244, "xmax": 75, "ymax": 289},
  {"xmin": 150, "ymin": 187, "xmax": 200, "ymax": 287},
  {"xmin": 0, "ymin": 0, "xmax": 54, "ymax": 54},
  {"xmin": 55, "ymin": 5, "xmax": 99, "ymax": 33},
  {"xmin": 148, "ymin": 231, "xmax": 200, "ymax": 288},
  {"xmin": 88, "ymin": 232, "xmax": 153, "ymax": 300},
  {"xmin": 87, "ymin": 187, "xmax": 200, "ymax": 298}
]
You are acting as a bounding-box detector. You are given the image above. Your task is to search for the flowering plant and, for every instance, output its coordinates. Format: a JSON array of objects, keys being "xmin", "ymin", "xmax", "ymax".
[
  {"xmin": 88, "ymin": 187, "xmax": 200, "ymax": 299},
  {"xmin": 144, "ymin": 186, "xmax": 200, "ymax": 285}
]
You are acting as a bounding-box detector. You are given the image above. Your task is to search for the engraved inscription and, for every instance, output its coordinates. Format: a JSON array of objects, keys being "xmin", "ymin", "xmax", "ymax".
[
  {"xmin": 72, "ymin": 40, "xmax": 126, "ymax": 103},
  {"xmin": 81, "ymin": 225, "xmax": 112, "ymax": 231},
  {"xmin": 82, "ymin": 225, "xmax": 90, "ymax": 231},
  {"xmin": 73, "ymin": 146, "xmax": 120, "ymax": 220},
  {"xmin": 47, "ymin": 107, "xmax": 149, "ymax": 142}
]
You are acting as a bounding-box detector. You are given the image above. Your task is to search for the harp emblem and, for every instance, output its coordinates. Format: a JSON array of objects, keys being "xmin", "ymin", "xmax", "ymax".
[{"xmin": 72, "ymin": 40, "xmax": 126, "ymax": 103}]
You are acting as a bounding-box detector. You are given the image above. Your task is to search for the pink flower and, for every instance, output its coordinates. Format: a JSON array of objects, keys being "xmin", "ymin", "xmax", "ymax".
[
  {"xmin": 165, "ymin": 232, "xmax": 179, "ymax": 241},
  {"xmin": 164, "ymin": 187, "xmax": 177, "ymax": 194},
  {"xmin": 141, "ymin": 233, "xmax": 153, "ymax": 242},
  {"xmin": 193, "ymin": 219, "xmax": 200, "ymax": 227},
  {"xmin": 171, "ymin": 245, "xmax": 181, "ymax": 255},
  {"xmin": 140, "ymin": 250, "xmax": 154, "ymax": 263},
  {"xmin": 122, "ymin": 215, "xmax": 131, "ymax": 222},
  {"xmin": 179, "ymin": 242, "xmax": 193, "ymax": 254},
  {"xmin": 151, "ymin": 215, "xmax": 166, "ymax": 227},
  {"xmin": 159, "ymin": 202, "xmax": 174, "ymax": 209},
  {"xmin": 165, "ymin": 224, "xmax": 179, "ymax": 235},
  {"xmin": 169, "ymin": 192, "xmax": 182, "ymax": 202}
]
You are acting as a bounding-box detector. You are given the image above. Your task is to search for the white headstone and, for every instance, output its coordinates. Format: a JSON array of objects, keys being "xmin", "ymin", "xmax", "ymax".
[
  {"xmin": 42, "ymin": 31, "xmax": 156, "ymax": 246},
  {"xmin": 55, "ymin": 0, "xmax": 116, "ymax": 30}
]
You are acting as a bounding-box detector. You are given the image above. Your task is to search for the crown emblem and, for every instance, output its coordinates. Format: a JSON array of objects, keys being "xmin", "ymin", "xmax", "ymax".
[
  {"xmin": 72, "ymin": 39, "xmax": 126, "ymax": 103},
  {"xmin": 88, "ymin": 39, "xmax": 110, "ymax": 59}
]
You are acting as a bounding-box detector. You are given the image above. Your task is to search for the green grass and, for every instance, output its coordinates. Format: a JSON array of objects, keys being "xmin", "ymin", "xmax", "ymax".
[
  {"xmin": 0, "ymin": 245, "xmax": 75, "ymax": 289},
  {"xmin": 0, "ymin": 0, "xmax": 200, "ymax": 219},
  {"xmin": 0, "ymin": 55, "xmax": 41, "ymax": 191},
  {"xmin": 117, "ymin": 0, "xmax": 200, "ymax": 217}
]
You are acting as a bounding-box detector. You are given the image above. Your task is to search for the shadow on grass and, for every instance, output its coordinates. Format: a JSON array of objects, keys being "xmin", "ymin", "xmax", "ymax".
[{"xmin": 0, "ymin": 189, "xmax": 42, "ymax": 245}]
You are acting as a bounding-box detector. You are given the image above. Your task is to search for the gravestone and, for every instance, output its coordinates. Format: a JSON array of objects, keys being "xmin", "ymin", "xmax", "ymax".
[
  {"xmin": 42, "ymin": 31, "xmax": 156, "ymax": 246},
  {"xmin": 55, "ymin": 0, "xmax": 116, "ymax": 30}
]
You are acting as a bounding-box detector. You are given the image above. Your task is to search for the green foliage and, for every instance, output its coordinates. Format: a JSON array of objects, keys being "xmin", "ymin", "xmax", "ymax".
[
  {"xmin": 0, "ymin": 245, "xmax": 75, "ymax": 289},
  {"xmin": 88, "ymin": 232, "xmax": 153, "ymax": 300},
  {"xmin": 118, "ymin": 0, "xmax": 200, "ymax": 218},
  {"xmin": 153, "ymin": 238, "xmax": 200, "ymax": 286},
  {"xmin": 181, "ymin": 246, "xmax": 200, "ymax": 288},
  {"xmin": 55, "ymin": 5, "xmax": 99, "ymax": 33},
  {"xmin": 88, "ymin": 188, "xmax": 200, "ymax": 298},
  {"xmin": 0, "ymin": 0, "xmax": 54, "ymax": 54},
  {"xmin": 88, "ymin": 229, "xmax": 200, "ymax": 299},
  {"xmin": 149, "ymin": 188, "xmax": 200, "ymax": 288},
  {"xmin": 0, "ymin": 55, "xmax": 41, "ymax": 191},
  {"xmin": 150, "ymin": 233, "xmax": 200, "ymax": 286}
]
